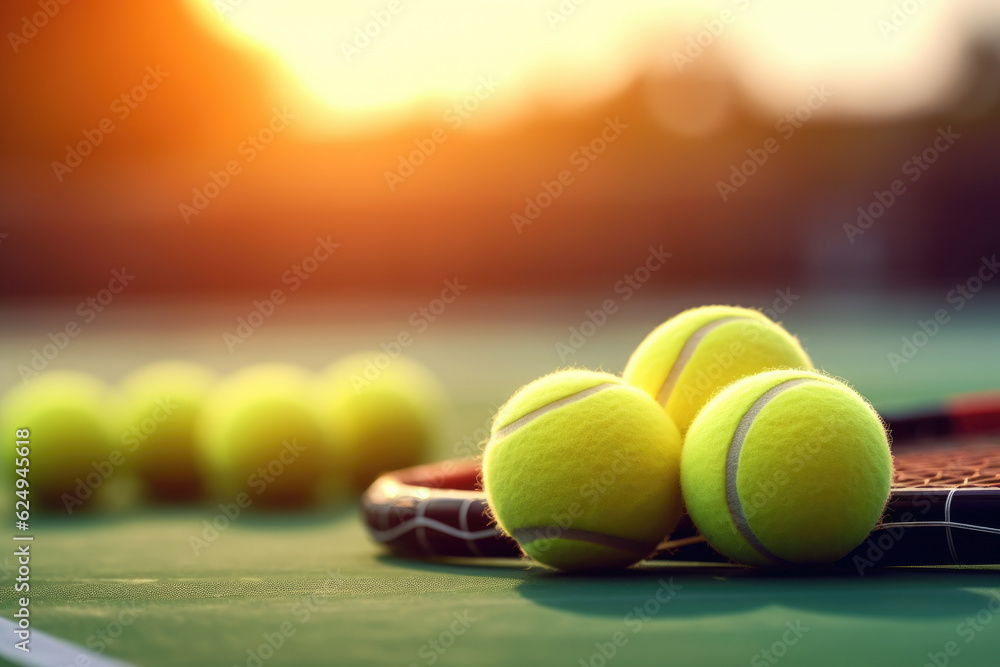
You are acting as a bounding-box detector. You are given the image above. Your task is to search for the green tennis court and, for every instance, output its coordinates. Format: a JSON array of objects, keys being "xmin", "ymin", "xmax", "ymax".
[
  {"xmin": 10, "ymin": 512, "xmax": 1000, "ymax": 667},
  {"xmin": 2, "ymin": 299, "xmax": 999, "ymax": 667}
]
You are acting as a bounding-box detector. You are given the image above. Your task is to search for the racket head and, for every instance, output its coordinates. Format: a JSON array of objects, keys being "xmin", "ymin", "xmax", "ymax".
[{"xmin": 361, "ymin": 394, "xmax": 1000, "ymax": 566}]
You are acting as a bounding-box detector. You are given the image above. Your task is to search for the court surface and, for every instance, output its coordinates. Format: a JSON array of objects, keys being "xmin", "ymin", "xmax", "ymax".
[{"xmin": 1, "ymin": 295, "xmax": 999, "ymax": 667}]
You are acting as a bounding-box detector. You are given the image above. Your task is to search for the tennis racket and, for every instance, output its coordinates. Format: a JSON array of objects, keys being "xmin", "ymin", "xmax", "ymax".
[{"xmin": 361, "ymin": 392, "xmax": 1000, "ymax": 567}]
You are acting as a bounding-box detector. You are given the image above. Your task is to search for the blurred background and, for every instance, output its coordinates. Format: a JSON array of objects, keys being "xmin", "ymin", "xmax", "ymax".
[
  {"xmin": 2, "ymin": 0, "xmax": 999, "ymax": 441},
  {"xmin": 2, "ymin": 7, "xmax": 998, "ymax": 663}
]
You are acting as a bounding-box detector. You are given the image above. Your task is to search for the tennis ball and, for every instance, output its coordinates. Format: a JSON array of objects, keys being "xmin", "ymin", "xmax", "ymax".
[
  {"xmin": 681, "ymin": 369, "xmax": 892, "ymax": 566},
  {"xmin": 317, "ymin": 354, "xmax": 446, "ymax": 490},
  {"xmin": 483, "ymin": 370, "xmax": 683, "ymax": 571},
  {"xmin": 197, "ymin": 364, "xmax": 336, "ymax": 509},
  {"xmin": 623, "ymin": 306, "xmax": 812, "ymax": 435},
  {"xmin": 0, "ymin": 372, "xmax": 114, "ymax": 511},
  {"xmin": 116, "ymin": 361, "xmax": 217, "ymax": 502}
]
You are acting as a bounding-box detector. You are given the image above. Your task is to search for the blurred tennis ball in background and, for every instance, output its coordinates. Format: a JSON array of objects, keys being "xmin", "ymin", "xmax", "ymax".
[
  {"xmin": 116, "ymin": 361, "xmax": 216, "ymax": 503},
  {"xmin": 623, "ymin": 305, "xmax": 813, "ymax": 434},
  {"xmin": 681, "ymin": 369, "xmax": 892, "ymax": 566},
  {"xmin": 198, "ymin": 364, "xmax": 336, "ymax": 509},
  {"xmin": 0, "ymin": 371, "xmax": 116, "ymax": 511},
  {"xmin": 483, "ymin": 369, "xmax": 683, "ymax": 571},
  {"xmin": 318, "ymin": 354, "xmax": 447, "ymax": 491}
]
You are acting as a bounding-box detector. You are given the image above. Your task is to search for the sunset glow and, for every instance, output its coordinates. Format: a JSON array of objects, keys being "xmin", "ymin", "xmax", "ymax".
[{"xmin": 185, "ymin": 0, "xmax": 997, "ymax": 137}]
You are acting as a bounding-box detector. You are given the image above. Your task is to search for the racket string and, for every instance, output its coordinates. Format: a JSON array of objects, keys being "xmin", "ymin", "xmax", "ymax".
[{"xmin": 893, "ymin": 440, "xmax": 1000, "ymax": 489}]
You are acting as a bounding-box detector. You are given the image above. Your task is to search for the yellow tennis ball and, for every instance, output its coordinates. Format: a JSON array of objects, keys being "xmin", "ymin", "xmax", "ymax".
[
  {"xmin": 483, "ymin": 370, "xmax": 683, "ymax": 571},
  {"xmin": 623, "ymin": 305, "xmax": 812, "ymax": 435},
  {"xmin": 0, "ymin": 372, "xmax": 114, "ymax": 511},
  {"xmin": 115, "ymin": 361, "xmax": 217, "ymax": 502},
  {"xmin": 197, "ymin": 364, "xmax": 336, "ymax": 509},
  {"xmin": 681, "ymin": 369, "xmax": 892, "ymax": 566},
  {"xmin": 317, "ymin": 354, "xmax": 447, "ymax": 490}
]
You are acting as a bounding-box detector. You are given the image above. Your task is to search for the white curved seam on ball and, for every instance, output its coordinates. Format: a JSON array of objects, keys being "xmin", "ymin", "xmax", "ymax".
[
  {"xmin": 726, "ymin": 377, "xmax": 815, "ymax": 563},
  {"xmin": 492, "ymin": 382, "xmax": 618, "ymax": 441},
  {"xmin": 656, "ymin": 316, "xmax": 750, "ymax": 406},
  {"xmin": 511, "ymin": 527, "xmax": 649, "ymax": 555}
]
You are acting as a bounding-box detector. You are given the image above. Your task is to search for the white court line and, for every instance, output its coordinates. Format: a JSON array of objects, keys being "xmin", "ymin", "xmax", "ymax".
[{"xmin": 0, "ymin": 618, "xmax": 137, "ymax": 667}]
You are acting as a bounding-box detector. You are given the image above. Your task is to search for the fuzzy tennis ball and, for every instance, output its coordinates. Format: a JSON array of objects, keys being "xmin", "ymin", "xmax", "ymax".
[
  {"xmin": 0, "ymin": 372, "xmax": 115, "ymax": 511},
  {"xmin": 681, "ymin": 369, "xmax": 892, "ymax": 566},
  {"xmin": 623, "ymin": 306, "xmax": 813, "ymax": 435},
  {"xmin": 197, "ymin": 364, "xmax": 336, "ymax": 509},
  {"xmin": 483, "ymin": 370, "xmax": 683, "ymax": 571},
  {"xmin": 317, "ymin": 354, "xmax": 446, "ymax": 491},
  {"xmin": 116, "ymin": 361, "xmax": 217, "ymax": 502}
]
